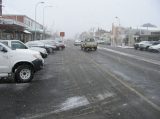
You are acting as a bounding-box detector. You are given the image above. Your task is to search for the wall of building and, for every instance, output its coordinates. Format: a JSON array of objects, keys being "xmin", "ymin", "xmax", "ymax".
[{"xmin": 3, "ymin": 15, "xmax": 24, "ymax": 23}]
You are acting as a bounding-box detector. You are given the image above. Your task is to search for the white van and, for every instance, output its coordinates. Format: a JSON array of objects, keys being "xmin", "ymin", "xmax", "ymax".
[{"xmin": 0, "ymin": 43, "xmax": 44, "ymax": 83}]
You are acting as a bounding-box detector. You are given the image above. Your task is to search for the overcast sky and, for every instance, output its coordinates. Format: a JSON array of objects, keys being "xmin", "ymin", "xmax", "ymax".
[{"xmin": 3, "ymin": 0, "xmax": 160, "ymax": 37}]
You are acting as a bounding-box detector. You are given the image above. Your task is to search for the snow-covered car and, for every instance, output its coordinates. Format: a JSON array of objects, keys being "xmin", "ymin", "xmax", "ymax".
[
  {"xmin": 0, "ymin": 42, "xmax": 44, "ymax": 83},
  {"xmin": 74, "ymin": 40, "xmax": 81, "ymax": 46},
  {"xmin": 138, "ymin": 41, "xmax": 159, "ymax": 50},
  {"xmin": 25, "ymin": 41, "xmax": 54, "ymax": 53},
  {"xmin": 54, "ymin": 38, "xmax": 65, "ymax": 50},
  {"xmin": 96, "ymin": 40, "xmax": 105, "ymax": 44},
  {"xmin": 29, "ymin": 47, "xmax": 48, "ymax": 58},
  {"xmin": 148, "ymin": 44, "xmax": 160, "ymax": 53},
  {"xmin": 0, "ymin": 40, "xmax": 47, "ymax": 58},
  {"xmin": 40, "ymin": 40, "xmax": 57, "ymax": 51}
]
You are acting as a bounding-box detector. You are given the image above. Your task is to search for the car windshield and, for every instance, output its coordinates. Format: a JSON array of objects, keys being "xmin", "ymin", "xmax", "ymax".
[
  {"xmin": 85, "ymin": 38, "xmax": 95, "ymax": 42},
  {"xmin": 11, "ymin": 41, "xmax": 28, "ymax": 50},
  {"xmin": 0, "ymin": 0, "xmax": 160, "ymax": 119}
]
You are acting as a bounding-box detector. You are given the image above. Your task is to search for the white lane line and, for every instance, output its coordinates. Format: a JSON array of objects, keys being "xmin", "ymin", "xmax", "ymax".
[{"xmin": 98, "ymin": 47, "xmax": 160, "ymax": 66}]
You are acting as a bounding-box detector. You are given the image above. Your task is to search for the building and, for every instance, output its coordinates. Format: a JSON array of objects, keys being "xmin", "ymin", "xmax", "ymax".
[
  {"xmin": 111, "ymin": 24, "xmax": 160, "ymax": 46},
  {"xmin": 0, "ymin": 14, "xmax": 47, "ymax": 42}
]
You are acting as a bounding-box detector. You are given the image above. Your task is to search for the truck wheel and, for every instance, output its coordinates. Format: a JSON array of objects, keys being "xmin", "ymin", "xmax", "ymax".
[
  {"xmin": 94, "ymin": 47, "xmax": 97, "ymax": 51},
  {"xmin": 134, "ymin": 47, "xmax": 138, "ymax": 50},
  {"xmin": 15, "ymin": 65, "xmax": 34, "ymax": 83},
  {"xmin": 145, "ymin": 46, "xmax": 149, "ymax": 51},
  {"xmin": 81, "ymin": 46, "xmax": 83, "ymax": 50}
]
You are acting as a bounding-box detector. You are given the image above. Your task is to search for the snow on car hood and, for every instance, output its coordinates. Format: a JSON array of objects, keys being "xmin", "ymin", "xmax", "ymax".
[
  {"xmin": 29, "ymin": 47, "xmax": 47, "ymax": 54},
  {"xmin": 150, "ymin": 44, "xmax": 160, "ymax": 49},
  {"xmin": 15, "ymin": 49, "xmax": 40, "ymax": 55},
  {"xmin": 45, "ymin": 44, "xmax": 56, "ymax": 49}
]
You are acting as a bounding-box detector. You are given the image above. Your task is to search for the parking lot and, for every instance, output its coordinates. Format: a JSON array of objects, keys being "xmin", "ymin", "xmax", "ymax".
[{"xmin": 0, "ymin": 40, "xmax": 160, "ymax": 119}]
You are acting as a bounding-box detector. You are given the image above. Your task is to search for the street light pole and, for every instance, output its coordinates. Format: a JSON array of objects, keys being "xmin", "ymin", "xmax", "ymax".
[
  {"xmin": 34, "ymin": 1, "xmax": 44, "ymax": 40},
  {"xmin": 0, "ymin": 0, "xmax": 2, "ymax": 16},
  {"xmin": 42, "ymin": 5, "xmax": 52, "ymax": 40},
  {"xmin": 115, "ymin": 16, "xmax": 120, "ymax": 26},
  {"xmin": 115, "ymin": 16, "xmax": 121, "ymax": 46}
]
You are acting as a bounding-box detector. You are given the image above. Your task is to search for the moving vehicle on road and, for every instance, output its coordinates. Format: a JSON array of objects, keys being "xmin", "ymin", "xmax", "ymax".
[
  {"xmin": 0, "ymin": 42, "xmax": 44, "ymax": 83},
  {"xmin": 81, "ymin": 38, "xmax": 98, "ymax": 51},
  {"xmin": 74, "ymin": 39, "xmax": 81, "ymax": 46},
  {"xmin": 0, "ymin": 40, "xmax": 48, "ymax": 58}
]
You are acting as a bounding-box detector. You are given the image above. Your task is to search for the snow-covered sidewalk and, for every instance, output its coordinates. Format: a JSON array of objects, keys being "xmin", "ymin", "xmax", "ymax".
[{"xmin": 117, "ymin": 45, "xmax": 134, "ymax": 49}]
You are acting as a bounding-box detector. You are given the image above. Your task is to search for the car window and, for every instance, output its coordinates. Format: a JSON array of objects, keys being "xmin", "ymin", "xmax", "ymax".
[
  {"xmin": 0, "ymin": 41, "xmax": 8, "ymax": 46},
  {"xmin": 11, "ymin": 41, "xmax": 28, "ymax": 50},
  {"xmin": 0, "ymin": 45, "xmax": 3, "ymax": 52},
  {"xmin": 85, "ymin": 38, "xmax": 95, "ymax": 42}
]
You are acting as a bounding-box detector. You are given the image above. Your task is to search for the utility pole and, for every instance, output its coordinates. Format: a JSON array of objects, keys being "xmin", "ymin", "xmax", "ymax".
[
  {"xmin": 0, "ymin": 0, "xmax": 2, "ymax": 16},
  {"xmin": 34, "ymin": 1, "xmax": 44, "ymax": 40}
]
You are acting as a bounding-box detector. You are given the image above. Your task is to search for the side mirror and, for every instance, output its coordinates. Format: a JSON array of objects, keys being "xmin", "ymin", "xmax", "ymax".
[{"xmin": 0, "ymin": 47, "xmax": 8, "ymax": 53}]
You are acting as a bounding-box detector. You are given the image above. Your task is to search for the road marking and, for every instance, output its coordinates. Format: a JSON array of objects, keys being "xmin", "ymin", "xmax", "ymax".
[
  {"xmin": 98, "ymin": 47, "xmax": 160, "ymax": 66},
  {"xmin": 89, "ymin": 58, "xmax": 160, "ymax": 112}
]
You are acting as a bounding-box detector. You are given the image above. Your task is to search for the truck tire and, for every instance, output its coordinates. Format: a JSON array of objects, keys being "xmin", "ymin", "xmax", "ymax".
[
  {"xmin": 94, "ymin": 47, "xmax": 97, "ymax": 51},
  {"xmin": 145, "ymin": 46, "xmax": 149, "ymax": 51},
  {"xmin": 81, "ymin": 46, "xmax": 83, "ymax": 50},
  {"xmin": 15, "ymin": 65, "xmax": 34, "ymax": 83}
]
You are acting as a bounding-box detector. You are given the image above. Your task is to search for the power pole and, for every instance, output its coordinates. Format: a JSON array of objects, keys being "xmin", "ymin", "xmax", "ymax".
[{"xmin": 0, "ymin": 0, "xmax": 2, "ymax": 16}]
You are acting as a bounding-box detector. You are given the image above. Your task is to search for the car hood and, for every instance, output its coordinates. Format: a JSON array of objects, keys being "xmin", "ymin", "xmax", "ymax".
[
  {"xmin": 29, "ymin": 47, "xmax": 47, "ymax": 53},
  {"xmin": 15, "ymin": 49, "xmax": 40, "ymax": 55},
  {"xmin": 45, "ymin": 44, "xmax": 56, "ymax": 48},
  {"xmin": 150, "ymin": 45, "xmax": 160, "ymax": 49}
]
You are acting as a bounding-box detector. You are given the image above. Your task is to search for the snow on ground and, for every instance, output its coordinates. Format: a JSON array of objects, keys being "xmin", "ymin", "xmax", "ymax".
[
  {"xmin": 97, "ymin": 92, "xmax": 115, "ymax": 101},
  {"xmin": 117, "ymin": 46, "xmax": 134, "ymax": 49},
  {"xmin": 54, "ymin": 96, "xmax": 90, "ymax": 113}
]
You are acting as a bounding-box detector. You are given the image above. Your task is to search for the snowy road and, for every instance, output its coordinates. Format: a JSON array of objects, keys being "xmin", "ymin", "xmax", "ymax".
[{"xmin": 0, "ymin": 41, "xmax": 160, "ymax": 119}]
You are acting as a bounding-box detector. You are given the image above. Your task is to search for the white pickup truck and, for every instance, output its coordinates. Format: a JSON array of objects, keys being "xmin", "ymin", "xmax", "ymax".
[
  {"xmin": 0, "ymin": 42, "xmax": 44, "ymax": 83},
  {"xmin": 81, "ymin": 38, "xmax": 98, "ymax": 51}
]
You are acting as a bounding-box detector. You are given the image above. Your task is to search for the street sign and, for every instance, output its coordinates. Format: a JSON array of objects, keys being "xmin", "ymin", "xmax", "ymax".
[{"xmin": 60, "ymin": 32, "xmax": 65, "ymax": 37}]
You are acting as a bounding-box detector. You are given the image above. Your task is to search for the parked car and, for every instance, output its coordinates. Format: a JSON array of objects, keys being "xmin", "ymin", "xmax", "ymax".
[
  {"xmin": 134, "ymin": 41, "xmax": 149, "ymax": 50},
  {"xmin": 0, "ymin": 42, "xmax": 44, "ymax": 83},
  {"xmin": 25, "ymin": 41, "xmax": 54, "ymax": 53},
  {"xmin": 135, "ymin": 41, "xmax": 158, "ymax": 50},
  {"xmin": 148, "ymin": 44, "xmax": 160, "ymax": 53},
  {"xmin": 96, "ymin": 40, "xmax": 105, "ymax": 44},
  {"xmin": 54, "ymin": 38, "xmax": 65, "ymax": 50},
  {"xmin": 40, "ymin": 40, "xmax": 57, "ymax": 51},
  {"xmin": 0, "ymin": 40, "xmax": 48, "ymax": 58},
  {"xmin": 134, "ymin": 42, "xmax": 141, "ymax": 50},
  {"xmin": 81, "ymin": 38, "xmax": 98, "ymax": 51},
  {"xmin": 74, "ymin": 40, "xmax": 81, "ymax": 46},
  {"xmin": 29, "ymin": 47, "xmax": 48, "ymax": 58}
]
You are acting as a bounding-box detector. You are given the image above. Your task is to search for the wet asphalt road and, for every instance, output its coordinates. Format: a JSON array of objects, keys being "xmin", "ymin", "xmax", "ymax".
[{"xmin": 0, "ymin": 41, "xmax": 160, "ymax": 119}]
